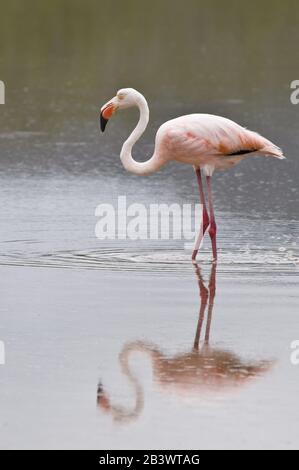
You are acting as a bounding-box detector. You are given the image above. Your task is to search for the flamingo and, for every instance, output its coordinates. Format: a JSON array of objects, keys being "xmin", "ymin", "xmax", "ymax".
[{"xmin": 100, "ymin": 88, "xmax": 285, "ymax": 260}]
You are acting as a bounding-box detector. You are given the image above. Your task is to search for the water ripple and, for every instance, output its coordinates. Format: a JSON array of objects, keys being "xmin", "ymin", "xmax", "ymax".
[{"xmin": 0, "ymin": 245, "xmax": 298, "ymax": 277}]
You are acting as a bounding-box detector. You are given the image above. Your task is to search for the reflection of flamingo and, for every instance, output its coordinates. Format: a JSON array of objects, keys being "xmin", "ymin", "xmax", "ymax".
[
  {"xmin": 100, "ymin": 88, "xmax": 285, "ymax": 260},
  {"xmin": 97, "ymin": 264, "xmax": 273, "ymax": 422}
]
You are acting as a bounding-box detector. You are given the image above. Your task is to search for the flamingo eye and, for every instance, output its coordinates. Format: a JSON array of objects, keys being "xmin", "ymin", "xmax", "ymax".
[{"xmin": 117, "ymin": 93, "xmax": 125, "ymax": 100}]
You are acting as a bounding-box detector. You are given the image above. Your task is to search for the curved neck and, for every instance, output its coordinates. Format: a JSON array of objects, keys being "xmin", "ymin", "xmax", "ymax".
[{"xmin": 120, "ymin": 95, "xmax": 163, "ymax": 175}]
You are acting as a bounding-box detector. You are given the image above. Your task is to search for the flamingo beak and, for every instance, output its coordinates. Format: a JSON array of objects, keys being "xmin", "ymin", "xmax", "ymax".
[{"xmin": 100, "ymin": 99, "xmax": 117, "ymax": 132}]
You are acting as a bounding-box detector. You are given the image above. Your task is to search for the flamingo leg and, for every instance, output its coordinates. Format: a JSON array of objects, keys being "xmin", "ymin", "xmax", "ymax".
[
  {"xmin": 206, "ymin": 176, "xmax": 217, "ymax": 261},
  {"xmin": 192, "ymin": 169, "xmax": 210, "ymax": 260}
]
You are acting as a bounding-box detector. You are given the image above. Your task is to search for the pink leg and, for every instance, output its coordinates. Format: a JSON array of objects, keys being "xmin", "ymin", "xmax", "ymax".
[
  {"xmin": 192, "ymin": 169, "xmax": 210, "ymax": 260},
  {"xmin": 206, "ymin": 176, "xmax": 217, "ymax": 261}
]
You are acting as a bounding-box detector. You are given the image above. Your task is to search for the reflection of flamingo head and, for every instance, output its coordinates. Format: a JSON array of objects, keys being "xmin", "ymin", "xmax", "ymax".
[
  {"xmin": 96, "ymin": 376, "xmax": 144, "ymax": 423},
  {"xmin": 97, "ymin": 382, "xmax": 112, "ymax": 412}
]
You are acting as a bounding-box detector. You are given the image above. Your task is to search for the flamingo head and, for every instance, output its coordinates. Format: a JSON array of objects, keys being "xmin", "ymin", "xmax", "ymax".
[{"xmin": 100, "ymin": 88, "xmax": 142, "ymax": 132}]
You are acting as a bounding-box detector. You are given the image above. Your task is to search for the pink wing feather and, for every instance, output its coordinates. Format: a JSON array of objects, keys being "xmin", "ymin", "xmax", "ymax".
[{"xmin": 157, "ymin": 114, "xmax": 284, "ymax": 165}]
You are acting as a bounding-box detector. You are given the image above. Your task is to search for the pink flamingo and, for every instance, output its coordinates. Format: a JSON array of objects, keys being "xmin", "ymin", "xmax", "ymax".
[{"xmin": 100, "ymin": 88, "xmax": 285, "ymax": 260}]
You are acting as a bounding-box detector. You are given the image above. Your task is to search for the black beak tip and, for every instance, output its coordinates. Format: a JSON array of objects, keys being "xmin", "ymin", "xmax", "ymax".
[{"xmin": 100, "ymin": 113, "xmax": 108, "ymax": 132}]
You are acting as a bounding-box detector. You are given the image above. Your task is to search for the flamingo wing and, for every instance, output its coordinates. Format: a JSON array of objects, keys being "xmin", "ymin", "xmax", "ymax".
[{"xmin": 158, "ymin": 114, "xmax": 284, "ymax": 162}]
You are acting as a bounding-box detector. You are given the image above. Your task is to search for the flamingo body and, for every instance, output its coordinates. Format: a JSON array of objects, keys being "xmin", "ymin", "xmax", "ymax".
[{"xmin": 156, "ymin": 113, "xmax": 284, "ymax": 175}]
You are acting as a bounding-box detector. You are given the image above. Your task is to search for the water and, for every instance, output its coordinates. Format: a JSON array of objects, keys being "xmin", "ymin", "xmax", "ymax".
[{"xmin": 0, "ymin": 0, "xmax": 299, "ymax": 450}]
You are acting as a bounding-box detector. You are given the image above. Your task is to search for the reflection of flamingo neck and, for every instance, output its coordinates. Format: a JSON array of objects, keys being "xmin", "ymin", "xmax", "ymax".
[
  {"xmin": 116, "ymin": 344, "xmax": 144, "ymax": 421},
  {"xmin": 100, "ymin": 342, "xmax": 158, "ymax": 422}
]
